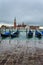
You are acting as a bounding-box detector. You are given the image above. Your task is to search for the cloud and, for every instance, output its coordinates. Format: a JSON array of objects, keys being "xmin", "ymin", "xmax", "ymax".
[{"xmin": 0, "ymin": 0, "xmax": 43, "ymax": 25}]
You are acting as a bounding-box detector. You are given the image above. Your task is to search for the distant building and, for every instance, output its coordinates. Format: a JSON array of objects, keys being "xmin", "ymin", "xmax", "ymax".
[
  {"xmin": 25, "ymin": 25, "xmax": 29, "ymax": 29},
  {"xmin": 1, "ymin": 25, "xmax": 6, "ymax": 29},
  {"xmin": 14, "ymin": 20, "xmax": 26, "ymax": 29},
  {"xmin": 14, "ymin": 18, "xmax": 16, "ymax": 29},
  {"xmin": 17, "ymin": 23, "xmax": 26, "ymax": 29},
  {"xmin": 30, "ymin": 26, "xmax": 39, "ymax": 30},
  {"xmin": 1, "ymin": 24, "xmax": 14, "ymax": 29},
  {"xmin": 39, "ymin": 26, "xmax": 43, "ymax": 30}
]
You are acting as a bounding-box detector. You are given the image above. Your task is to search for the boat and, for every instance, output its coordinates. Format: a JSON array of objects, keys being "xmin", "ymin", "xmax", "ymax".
[
  {"xmin": 35, "ymin": 30, "xmax": 42, "ymax": 39},
  {"xmin": 1, "ymin": 32, "xmax": 11, "ymax": 38},
  {"xmin": 26, "ymin": 30, "xmax": 33, "ymax": 38},
  {"xmin": 11, "ymin": 30, "xmax": 19, "ymax": 38},
  {"xmin": 40, "ymin": 30, "xmax": 43, "ymax": 36}
]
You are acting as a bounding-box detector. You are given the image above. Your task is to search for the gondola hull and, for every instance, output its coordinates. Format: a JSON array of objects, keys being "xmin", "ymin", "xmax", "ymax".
[
  {"xmin": 1, "ymin": 32, "xmax": 11, "ymax": 38},
  {"xmin": 11, "ymin": 34, "xmax": 18, "ymax": 38},
  {"xmin": 1, "ymin": 34, "xmax": 10, "ymax": 38},
  {"xmin": 26, "ymin": 30, "xmax": 33, "ymax": 38},
  {"xmin": 35, "ymin": 31, "xmax": 42, "ymax": 39},
  {"xmin": 11, "ymin": 30, "xmax": 19, "ymax": 38},
  {"xmin": 40, "ymin": 31, "xmax": 43, "ymax": 36}
]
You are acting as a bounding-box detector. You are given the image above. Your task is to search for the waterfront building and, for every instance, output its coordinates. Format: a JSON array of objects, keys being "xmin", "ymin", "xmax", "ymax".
[{"xmin": 29, "ymin": 26, "xmax": 39, "ymax": 30}]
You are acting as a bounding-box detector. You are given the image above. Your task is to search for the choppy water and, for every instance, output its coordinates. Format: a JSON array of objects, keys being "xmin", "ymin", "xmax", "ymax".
[{"xmin": 0, "ymin": 31, "xmax": 43, "ymax": 54}]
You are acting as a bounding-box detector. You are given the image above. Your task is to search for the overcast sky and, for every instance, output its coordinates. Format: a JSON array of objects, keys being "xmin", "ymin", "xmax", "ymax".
[{"xmin": 0, "ymin": 0, "xmax": 43, "ymax": 25}]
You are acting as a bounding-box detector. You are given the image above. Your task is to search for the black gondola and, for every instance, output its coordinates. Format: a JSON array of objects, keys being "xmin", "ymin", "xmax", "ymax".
[
  {"xmin": 35, "ymin": 30, "xmax": 42, "ymax": 39},
  {"xmin": 1, "ymin": 32, "xmax": 11, "ymax": 38},
  {"xmin": 26, "ymin": 30, "xmax": 33, "ymax": 38},
  {"xmin": 11, "ymin": 30, "xmax": 19, "ymax": 38}
]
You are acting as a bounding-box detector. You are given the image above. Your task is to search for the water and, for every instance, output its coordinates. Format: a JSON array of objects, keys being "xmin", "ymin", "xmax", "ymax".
[{"xmin": 0, "ymin": 31, "xmax": 43, "ymax": 54}]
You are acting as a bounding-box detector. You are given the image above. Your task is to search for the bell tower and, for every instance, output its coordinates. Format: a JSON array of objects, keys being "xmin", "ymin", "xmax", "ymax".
[{"xmin": 14, "ymin": 18, "xmax": 16, "ymax": 29}]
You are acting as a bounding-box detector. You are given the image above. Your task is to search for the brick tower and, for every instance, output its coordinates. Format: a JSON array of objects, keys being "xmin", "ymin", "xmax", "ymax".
[{"xmin": 14, "ymin": 18, "xmax": 16, "ymax": 29}]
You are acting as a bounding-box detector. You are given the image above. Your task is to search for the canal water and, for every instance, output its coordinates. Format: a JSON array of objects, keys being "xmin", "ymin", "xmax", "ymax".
[{"xmin": 0, "ymin": 31, "xmax": 43, "ymax": 54}]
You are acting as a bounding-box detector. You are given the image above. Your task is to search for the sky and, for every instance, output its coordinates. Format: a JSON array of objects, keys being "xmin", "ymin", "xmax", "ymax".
[{"xmin": 0, "ymin": 0, "xmax": 43, "ymax": 25}]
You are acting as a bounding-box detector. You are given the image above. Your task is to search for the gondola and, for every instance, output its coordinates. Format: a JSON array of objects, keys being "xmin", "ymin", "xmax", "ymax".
[
  {"xmin": 1, "ymin": 32, "xmax": 11, "ymax": 38},
  {"xmin": 35, "ymin": 30, "xmax": 42, "ymax": 39},
  {"xmin": 11, "ymin": 30, "xmax": 19, "ymax": 38},
  {"xmin": 26, "ymin": 30, "xmax": 33, "ymax": 38},
  {"xmin": 40, "ymin": 30, "xmax": 43, "ymax": 36}
]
